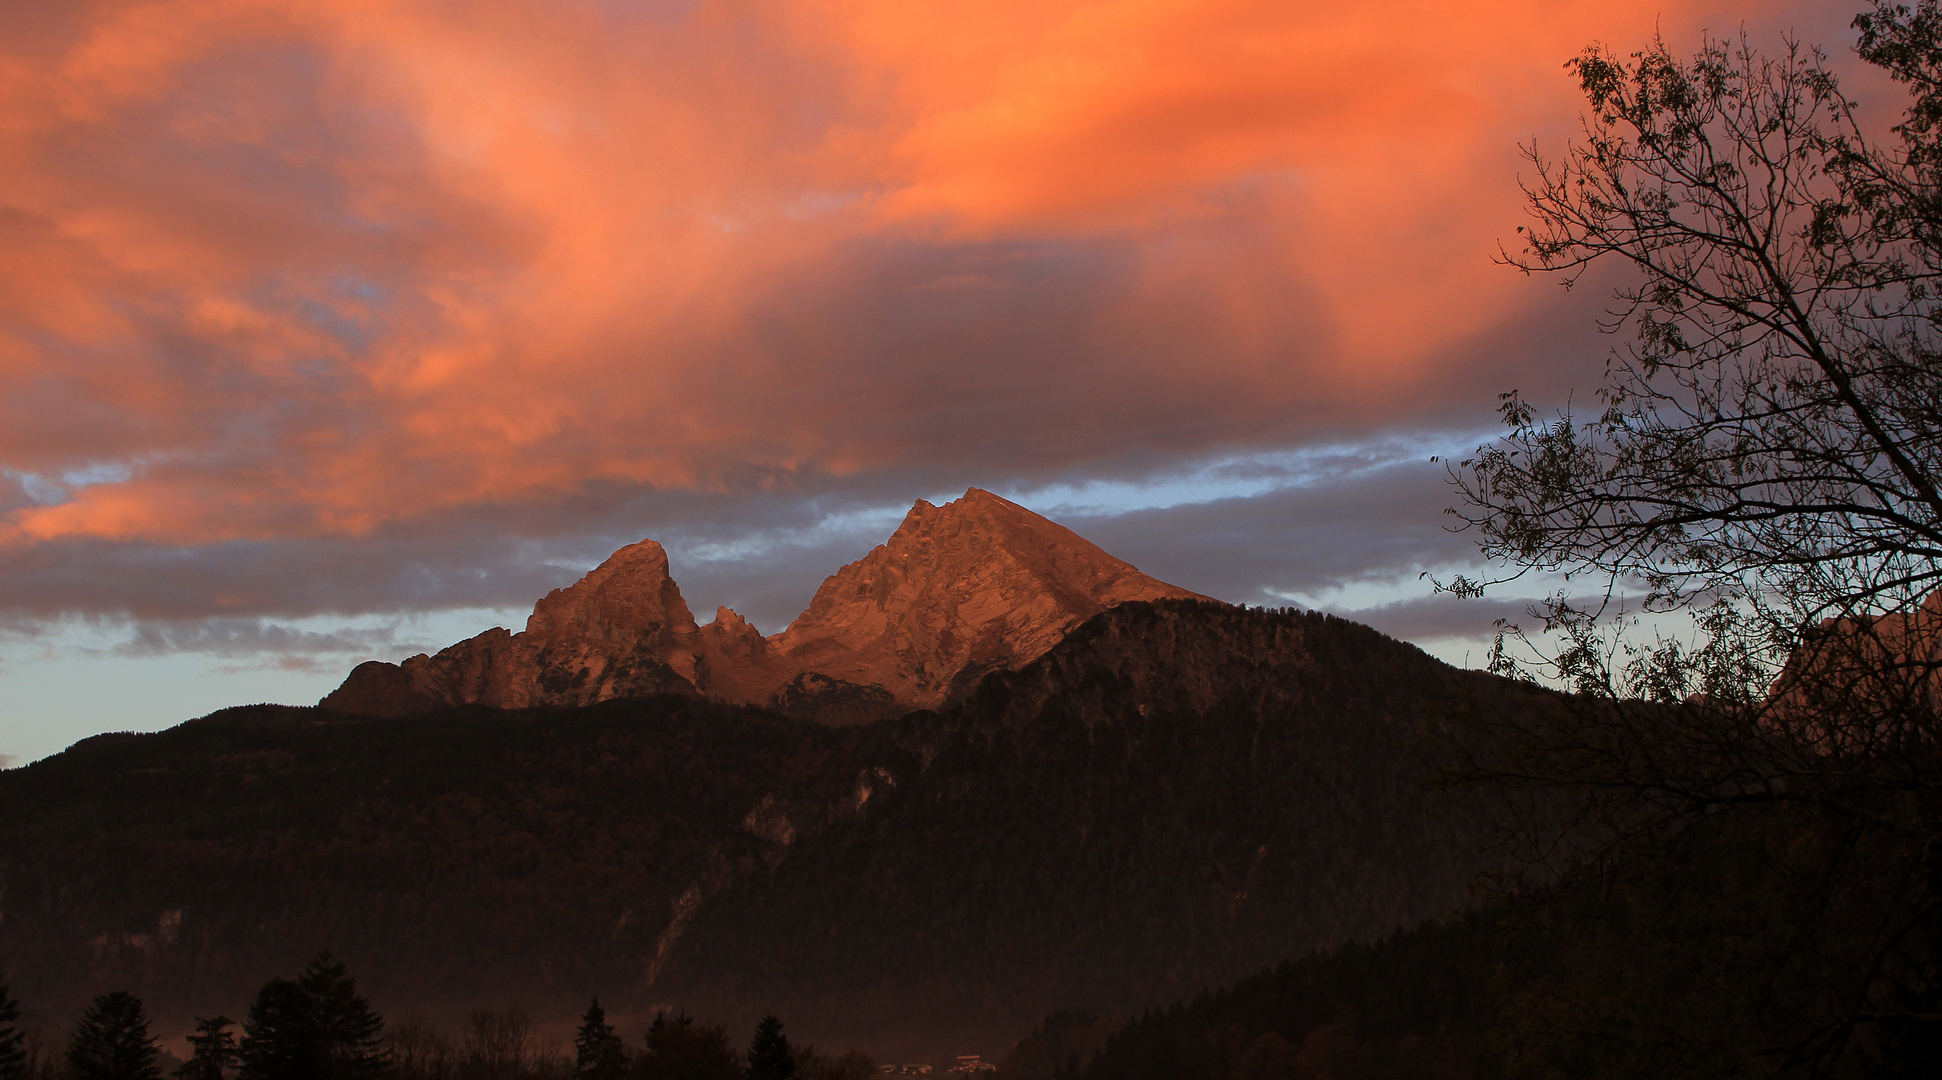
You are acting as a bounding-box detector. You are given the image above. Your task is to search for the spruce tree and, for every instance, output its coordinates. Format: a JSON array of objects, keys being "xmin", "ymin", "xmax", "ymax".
[
  {"xmin": 572, "ymin": 1000, "xmax": 625, "ymax": 1080},
  {"xmin": 239, "ymin": 954, "xmax": 389, "ymax": 1080},
  {"xmin": 742, "ymin": 1017, "xmax": 794, "ymax": 1080},
  {"xmin": 298, "ymin": 954, "xmax": 389, "ymax": 1080},
  {"xmin": 176, "ymin": 1017, "xmax": 237, "ymax": 1080},
  {"xmin": 0, "ymin": 970, "xmax": 24, "ymax": 1080},
  {"xmin": 67, "ymin": 992, "xmax": 163, "ymax": 1080},
  {"xmin": 635, "ymin": 1014, "xmax": 738, "ymax": 1080},
  {"xmin": 239, "ymin": 978, "xmax": 322, "ymax": 1080}
]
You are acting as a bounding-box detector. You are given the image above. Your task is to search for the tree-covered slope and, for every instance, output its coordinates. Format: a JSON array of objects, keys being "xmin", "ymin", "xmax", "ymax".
[
  {"xmin": 0, "ymin": 695, "xmax": 868, "ymax": 1034},
  {"xmin": 1066, "ymin": 913, "xmax": 1533, "ymax": 1080},
  {"xmin": 0, "ymin": 602, "xmax": 1544, "ymax": 1062},
  {"xmin": 653, "ymin": 603, "xmax": 1538, "ymax": 1057}
]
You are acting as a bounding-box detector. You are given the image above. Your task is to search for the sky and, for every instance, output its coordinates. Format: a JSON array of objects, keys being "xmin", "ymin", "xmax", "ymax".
[{"xmin": 0, "ymin": 0, "xmax": 1880, "ymax": 765}]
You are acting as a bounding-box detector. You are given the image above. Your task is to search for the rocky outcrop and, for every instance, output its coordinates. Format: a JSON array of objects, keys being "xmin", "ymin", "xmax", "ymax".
[
  {"xmin": 1768, "ymin": 589, "xmax": 1942, "ymax": 718},
  {"xmin": 769, "ymin": 488, "xmax": 1212, "ymax": 709},
  {"xmin": 323, "ymin": 539, "xmax": 706, "ymax": 714},
  {"xmin": 321, "ymin": 489, "xmax": 1214, "ymax": 721}
]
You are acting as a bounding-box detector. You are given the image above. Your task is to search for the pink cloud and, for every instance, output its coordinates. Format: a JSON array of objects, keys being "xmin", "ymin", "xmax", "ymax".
[{"xmin": 0, "ymin": 0, "xmax": 1853, "ymax": 562}]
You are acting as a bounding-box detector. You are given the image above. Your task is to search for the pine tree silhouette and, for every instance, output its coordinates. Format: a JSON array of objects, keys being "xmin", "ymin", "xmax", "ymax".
[
  {"xmin": 0, "ymin": 970, "xmax": 24, "ymax": 1080},
  {"xmin": 298, "ymin": 954, "xmax": 389, "ymax": 1080},
  {"xmin": 572, "ymin": 1000, "xmax": 625, "ymax": 1080},
  {"xmin": 239, "ymin": 979, "xmax": 322, "ymax": 1080},
  {"xmin": 68, "ymin": 992, "xmax": 163, "ymax": 1080},
  {"xmin": 636, "ymin": 1013, "xmax": 738, "ymax": 1080},
  {"xmin": 743, "ymin": 1017, "xmax": 794, "ymax": 1080},
  {"xmin": 239, "ymin": 953, "xmax": 389, "ymax": 1080},
  {"xmin": 176, "ymin": 1017, "xmax": 237, "ymax": 1080}
]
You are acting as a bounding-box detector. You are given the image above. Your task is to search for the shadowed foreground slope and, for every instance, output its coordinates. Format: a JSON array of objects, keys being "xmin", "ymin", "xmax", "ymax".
[{"xmin": 0, "ymin": 602, "xmax": 1540, "ymax": 1059}]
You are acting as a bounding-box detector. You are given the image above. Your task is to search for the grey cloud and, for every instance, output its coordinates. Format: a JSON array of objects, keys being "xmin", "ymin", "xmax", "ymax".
[
  {"xmin": 1059, "ymin": 456, "xmax": 1484, "ymax": 606},
  {"xmin": 0, "ymin": 449, "xmax": 1508, "ymax": 657},
  {"xmin": 702, "ymin": 225, "xmax": 1625, "ymax": 484},
  {"xmin": 114, "ymin": 618, "xmax": 435, "ymax": 661},
  {"xmin": 1323, "ymin": 594, "xmax": 1540, "ymax": 645}
]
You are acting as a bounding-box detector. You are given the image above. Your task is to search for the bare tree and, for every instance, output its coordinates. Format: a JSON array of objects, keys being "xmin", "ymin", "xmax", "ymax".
[{"xmin": 1444, "ymin": 8, "xmax": 1942, "ymax": 1076}]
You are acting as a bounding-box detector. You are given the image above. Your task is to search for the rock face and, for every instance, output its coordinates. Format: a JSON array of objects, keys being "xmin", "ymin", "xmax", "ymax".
[
  {"xmin": 769, "ymin": 488, "xmax": 1212, "ymax": 708},
  {"xmin": 1769, "ymin": 589, "xmax": 1942, "ymax": 714},
  {"xmin": 324, "ymin": 539, "xmax": 707, "ymax": 715},
  {"xmin": 321, "ymin": 489, "xmax": 1213, "ymax": 721}
]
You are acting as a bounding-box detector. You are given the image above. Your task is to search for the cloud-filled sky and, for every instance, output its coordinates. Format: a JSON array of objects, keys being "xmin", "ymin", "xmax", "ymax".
[{"xmin": 0, "ymin": 0, "xmax": 1873, "ymax": 762}]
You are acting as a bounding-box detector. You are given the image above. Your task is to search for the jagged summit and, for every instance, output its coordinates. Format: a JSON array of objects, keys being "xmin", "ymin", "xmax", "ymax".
[
  {"xmin": 323, "ymin": 539, "xmax": 706, "ymax": 718},
  {"xmin": 321, "ymin": 488, "xmax": 1213, "ymax": 721},
  {"xmin": 771, "ymin": 488, "xmax": 1212, "ymax": 707}
]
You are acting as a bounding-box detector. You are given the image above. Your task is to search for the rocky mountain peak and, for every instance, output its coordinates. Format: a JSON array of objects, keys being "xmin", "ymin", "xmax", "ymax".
[
  {"xmin": 322, "ymin": 538, "xmax": 705, "ymax": 716},
  {"xmin": 323, "ymin": 488, "xmax": 1214, "ymax": 720},
  {"xmin": 768, "ymin": 488, "xmax": 1212, "ymax": 708},
  {"xmin": 524, "ymin": 538, "xmax": 698, "ymax": 649}
]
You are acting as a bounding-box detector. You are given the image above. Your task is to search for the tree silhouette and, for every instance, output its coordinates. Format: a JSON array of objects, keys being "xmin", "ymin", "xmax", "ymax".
[
  {"xmin": 239, "ymin": 954, "xmax": 389, "ymax": 1080},
  {"xmin": 240, "ymin": 980, "xmax": 322, "ymax": 1080},
  {"xmin": 0, "ymin": 970, "xmax": 23, "ymax": 1080},
  {"xmin": 632, "ymin": 1013, "xmax": 738, "ymax": 1080},
  {"xmin": 299, "ymin": 954, "xmax": 389, "ymax": 1080},
  {"xmin": 461, "ymin": 1007, "xmax": 531, "ymax": 1080},
  {"xmin": 68, "ymin": 993, "xmax": 162, "ymax": 1080},
  {"xmin": 573, "ymin": 1000, "xmax": 626, "ymax": 1080},
  {"xmin": 742, "ymin": 1018, "xmax": 794, "ymax": 1080},
  {"xmin": 1444, "ymin": 5, "xmax": 1942, "ymax": 1072},
  {"xmin": 177, "ymin": 1018, "xmax": 238, "ymax": 1080}
]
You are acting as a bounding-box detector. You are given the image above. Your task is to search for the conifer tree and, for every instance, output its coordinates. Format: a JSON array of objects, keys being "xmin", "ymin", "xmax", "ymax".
[
  {"xmin": 298, "ymin": 954, "xmax": 389, "ymax": 1080},
  {"xmin": 67, "ymin": 992, "xmax": 163, "ymax": 1080},
  {"xmin": 0, "ymin": 971, "xmax": 24, "ymax": 1080},
  {"xmin": 572, "ymin": 1000, "xmax": 625, "ymax": 1080},
  {"xmin": 742, "ymin": 1017, "xmax": 794, "ymax": 1080},
  {"xmin": 239, "ymin": 979, "xmax": 321, "ymax": 1080},
  {"xmin": 635, "ymin": 1014, "xmax": 738, "ymax": 1080},
  {"xmin": 239, "ymin": 954, "xmax": 389, "ymax": 1080},
  {"xmin": 176, "ymin": 1017, "xmax": 237, "ymax": 1080}
]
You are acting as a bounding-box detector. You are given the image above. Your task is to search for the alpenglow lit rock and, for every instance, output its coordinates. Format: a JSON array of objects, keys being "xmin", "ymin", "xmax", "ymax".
[
  {"xmin": 769, "ymin": 488, "xmax": 1212, "ymax": 708},
  {"xmin": 323, "ymin": 539, "xmax": 705, "ymax": 716},
  {"xmin": 321, "ymin": 488, "xmax": 1214, "ymax": 721}
]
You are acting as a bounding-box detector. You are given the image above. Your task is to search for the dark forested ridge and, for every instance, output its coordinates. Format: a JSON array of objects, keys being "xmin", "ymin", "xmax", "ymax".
[
  {"xmin": 655, "ymin": 603, "xmax": 1533, "ymax": 1057},
  {"xmin": 0, "ymin": 602, "xmax": 1543, "ymax": 1061},
  {"xmin": 0, "ymin": 695, "xmax": 867, "ymax": 1035},
  {"xmin": 1066, "ymin": 913, "xmax": 1533, "ymax": 1080}
]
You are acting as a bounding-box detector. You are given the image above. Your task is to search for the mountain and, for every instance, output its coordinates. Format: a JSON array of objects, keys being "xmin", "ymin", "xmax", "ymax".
[
  {"xmin": 764, "ymin": 488, "xmax": 1210, "ymax": 709},
  {"xmin": 322, "ymin": 489, "xmax": 1208, "ymax": 721},
  {"xmin": 651, "ymin": 602, "xmax": 1527, "ymax": 1056},
  {"xmin": 0, "ymin": 601, "xmax": 1544, "ymax": 1062},
  {"xmin": 323, "ymin": 539, "xmax": 706, "ymax": 717}
]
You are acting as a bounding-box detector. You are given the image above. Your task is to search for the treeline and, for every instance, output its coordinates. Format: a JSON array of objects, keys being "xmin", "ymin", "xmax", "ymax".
[
  {"xmin": 0, "ymin": 958, "xmax": 869, "ymax": 1080},
  {"xmin": 1000, "ymin": 914, "xmax": 1528, "ymax": 1080}
]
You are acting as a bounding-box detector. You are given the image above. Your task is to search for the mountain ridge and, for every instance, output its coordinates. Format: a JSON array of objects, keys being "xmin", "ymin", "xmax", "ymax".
[
  {"xmin": 322, "ymin": 489, "xmax": 1210, "ymax": 721},
  {"xmin": 0, "ymin": 601, "xmax": 1535, "ymax": 1062}
]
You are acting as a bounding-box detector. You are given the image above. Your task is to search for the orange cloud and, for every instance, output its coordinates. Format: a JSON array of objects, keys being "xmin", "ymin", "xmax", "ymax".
[{"xmin": 0, "ymin": 0, "xmax": 1844, "ymax": 554}]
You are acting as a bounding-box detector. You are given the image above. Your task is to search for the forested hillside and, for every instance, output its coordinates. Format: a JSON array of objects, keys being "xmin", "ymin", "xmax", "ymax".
[
  {"xmin": 1059, "ymin": 913, "xmax": 1536, "ymax": 1080},
  {"xmin": 0, "ymin": 695, "xmax": 868, "ymax": 1037},
  {"xmin": 656, "ymin": 604, "xmax": 1535, "ymax": 1057},
  {"xmin": 0, "ymin": 602, "xmax": 1546, "ymax": 1061}
]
